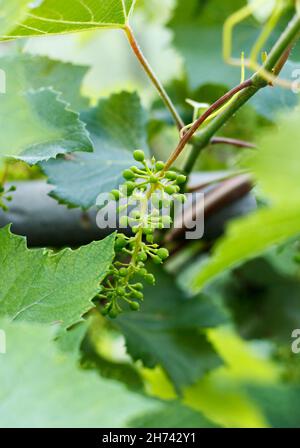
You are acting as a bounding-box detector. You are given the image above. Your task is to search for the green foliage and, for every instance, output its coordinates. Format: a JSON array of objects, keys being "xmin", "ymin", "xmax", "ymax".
[
  {"xmin": 0, "ymin": 226, "xmax": 115, "ymax": 328},
  {"xmin": 0, "ymin": 55, "xmax": 93, "ymax": 163},
  {"xmin": 100, "ymin": 151, "xmax": 187, "ymax": 317},
  {"xmin": 0, "ymin": 0, "xmax": 30, "ymax": 35},
  {"xmin": 192, "ymin": 108, "xmax": 300, "ymax": 290},
  {"xmin": 169, "ymin": 0, "xmax": 255, "ymax": 89},
  {"xmin": 1, "ymin": 0, "xmax": 136, "ymax": 39},
  {"xmin": 246, "ymin": 385, "xmax": 300, "ymax": 428},
  {"xmin": 0, "ymin": 0, "xmax": 300, "ymax": 430},
  {"xmin": 41, "ymin": 92, "xmax": 149, "ymax": 209},
  {"xmin": 0, "ymin": 319, "xmax": 159, "ymax": 428},
  {"xmin": 116, "ymin": 266, "xmax": 227, "ymax": 392},
  {"xmin": 129, "ymin": 402, "xmax": 220, "ymax": 428}
]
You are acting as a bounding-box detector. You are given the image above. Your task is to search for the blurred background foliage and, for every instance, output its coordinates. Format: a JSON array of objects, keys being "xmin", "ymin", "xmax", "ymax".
[{"xmin": 1, "ymin": 0, "xmax": 300, "ymax": 428}]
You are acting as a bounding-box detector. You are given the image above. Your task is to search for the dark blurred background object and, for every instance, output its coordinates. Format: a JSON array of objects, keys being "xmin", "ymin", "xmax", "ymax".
[{"xmin": 0, "ymin": 174, "xmax": 256, "ymax": 247}]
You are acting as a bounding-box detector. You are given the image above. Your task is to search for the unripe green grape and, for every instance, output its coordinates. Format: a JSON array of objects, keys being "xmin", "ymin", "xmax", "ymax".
[
  {"xmin": 116, "ymin": 287, "xmax": 126, "ymax": 296},
  {"xmin": 139, "ymin": 268, "xmax": 147, "ymax": 277},
  {"xmin": 131, "ymin": 290, "xmax": 144, "ymax": 300},
  {"xmin": 165, "ymin": 185, "xmax": 177, "ymax": 195},
  {"xmin": 134, "ymin": 283, "xmax": 144, "ymax": 290},
  {"xmin": 124, "ymin": 181, "xmax": 136, "ymax": 195},
  {"xmin": 130, "ymin": 165, "xmax": 140, "ymax": 173},
  {"xmin": 115, "ymin": 239, "xmax": 127, "ymax": 252},
  {"xmin": 109, "ymin": 309, "xmax": 119, "ymax": 319},
  {"xmin": 130, "ymin": 301, "xmax": 140, "ymax": 311},
  {"xmin": 152, "ymin": 255, "xmax": 162, "ymax": 265},
  {"xmin": 123, "ymin": 169, "xmax": 135, "ymax": 180},
  {"xmin": 146, "ymin": 234, "xmax": 154, "ymax": 243},
  {"xmin": 143, "ymin": 227, "xmax": 153, "ymax": 235},
  {"xmin": 176, "ymin": 174, "xmax": 187, "ymax": 184},
  {"xmin": 155, "ymin": 161, "xmax": 165, "ymax": 171},
  {"xmin": 119, "ymin": 267, "xmax": 128, "ymax": 277},
  {"xmin": 165, "ymin": 171, "xmax": 178, "ymax": 180},
  {"xmin": 133, "ymin": 150, "xmax": 145, "ymax": 162},
  {"xmin": 111, "ymin": 189, "xmax": 120, "ymax": 201},
  {"xmin": 101, "ymin": 305, "xmax": 110, "ymax": 316},
  {"xmin": 137, "ymin": 251, "xmax": 147, "ymax": 262},
  {"xmin": 145, "ymin": 274, "xmax": 155, "ymax": 285},
  {"xmin": 157, "ymin": 248, "xmax": 169, "ymax": 260},
  {"xmin": 149, "ymin": 175, "xmax": 158, "ymax": 184}
]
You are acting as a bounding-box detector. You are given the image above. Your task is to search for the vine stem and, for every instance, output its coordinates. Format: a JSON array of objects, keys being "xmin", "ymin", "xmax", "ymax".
[
  {"xmin": 210, "ymin": 137, "xmax": 256, "ymax": 149},
  {"xmin": 124, "ymin": 24, "xmax": 185, "ymax": 131},
  {"xmin": 163, "ymin": 79, "xmax": 253, "ymax": 171},
  {"xmin": 164, "ymin": 13, "xmax": 300, "ymax": 174}
]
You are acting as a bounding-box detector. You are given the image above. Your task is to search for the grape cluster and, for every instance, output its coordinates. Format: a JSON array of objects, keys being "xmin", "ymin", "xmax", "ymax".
[
  {"xmin": 0, "ymin": 185, "xmax": 16, "ymax": 212},
  {"xmin": 99, "ymin": 150, "xmax": 187, "ymax": 318}
]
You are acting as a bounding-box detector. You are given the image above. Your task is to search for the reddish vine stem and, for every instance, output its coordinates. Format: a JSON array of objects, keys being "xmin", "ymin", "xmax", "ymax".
[
  {"xmin": 210, "ymin": 137, "xmax": 256, "ymax": 149},
  {"xmin": 163, "ymin": 79, "xmax": 253, "ymax": 171},
  {"xmin": 124, "ymin": 24, "xmax": 185, "ymax": 131}
]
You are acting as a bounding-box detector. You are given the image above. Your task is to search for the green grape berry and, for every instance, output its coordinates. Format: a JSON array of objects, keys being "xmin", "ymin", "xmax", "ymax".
[
  {"xmin": 124, "ymin": 181, "xmax": 136, "ymax": 195},
  {"xmin": 130, "ymin": 301, "xmax": 140, "ymax": 311},
  {"xmin": 123, "ymin": 169, "xmax": 135, "ymax": 180},
  {"xmin": 152, "ymin": 255, "xmax": 163, "ymax": 265},
  {"xmin": 109, "ymin": 309, "xmax": 119, "ymax": 319},
  {"xmin": 137, "ymin": 251, "xmax": 147, "ymax": 262},
  {"xmin": 176, "ymin": 174, "xmax": 187, "ymax": 184},
  {"xmin": 133, "ymin": 150, "xmax": 145, "ymax": 162},
  {"xmin": 134, "ymin": 283, "xmax": 144, "ymax": 290},
  {"xmin": 131, "ymin": 290, "xmax": 144, "ymax": 300},
  {"xmin": 143, "ymin": 228, "xmax": 153, "ymax": 235},
  {"xmin": 115, "ymin": 238, "xmax": 127, "ymax": 252},
  {"xmin": 149, "ymin": 175, "xmax": 158, "ymax": 184},
  {"xmin": 165, "ymin": 185, "xmax": 177, "ymax": 195},
  {"xmin": 116, "ymin": 287, "xmax": 126, "ymax": 296},
  {"xmin": 119, "ymin": 268, "xmax": 128, "ymax": 277},
  {"xmin": 139, "ymin": 268, "xmax": 148, "ymax": 277},
  {"xmin": 157, "ymin": 248, "xmax": 169, "ymax": 260},
  {"xmin": 165, "ymin": 171, "xmax": 178, "ymax": 180},
  {"xmin": 145, "ymin": 274, "xmax": 155, "ymax": 285},
  {"xmin": 155, "ymin": 161, "xmax": 165, "ymax": 171},
  {"xmin": 111, "ymin": 190, "xmax": 120, "ymax": 201},
  {"xmin": 146, "ymin": 234, "xmax": 154, "ymax": 243}
]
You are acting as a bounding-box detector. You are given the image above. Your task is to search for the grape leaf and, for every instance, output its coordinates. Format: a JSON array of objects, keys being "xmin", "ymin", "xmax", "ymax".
[
  {"xmin": 0, "ymin": 54, "xmax": 93, "ymax": 163},
  {"xmin": 1, "ymin": 0, "xmax": 136, "ymax": 40},
  {"xmin": 0, "ymin": 226, "xmax": 115, "ymax": 328},
  {"xmin": 0, "ymin": 54, "xmax": 90, "ymax": 110},
  {"xmin": 41, "ymin": 91, "xmax": 149, "ymax": 209},
  {"xmin": 0, "ymin": 319, "xmax": 159, "ymax": 428},
  {"xmin": 116, "ymin": 266, "xmax": 227, "ymax": 393},
  {"xmin": 0, "ymin": 87, "xmax": 93, "ymax": 164},
  {"xmin": 169, "ymin": 0, "xmax": 299, "ymax": 121},
  {"xmin": 0, "ymin": 0, "xmax": 30, "ymax": 35},
  {"xmin": 80, "ymin": 333, "xmax": 145, "ymax": 392},
  {"xmin": 129, "ymin": 402, "xmax": 220, "ymax": 428},
  {"xmin": 192, "ymin": 108, "xmax": 300, "ymax": 290},
  {"xmin": 246, "ymin": 385, "xmax": 300, "ymax": 428},
  {"xmin": 209, "ymin": 257, "xmax": 300, "ymax": 343}
]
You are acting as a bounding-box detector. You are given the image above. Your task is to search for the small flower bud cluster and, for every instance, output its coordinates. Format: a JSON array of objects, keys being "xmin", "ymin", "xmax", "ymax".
[
  {"xmin": 0, "ymin": 184, "xmax": 16, "ymax": 212},
  {"xmin": 99, "ymin": 150, "xmax": 186, "ymax": 318}
]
